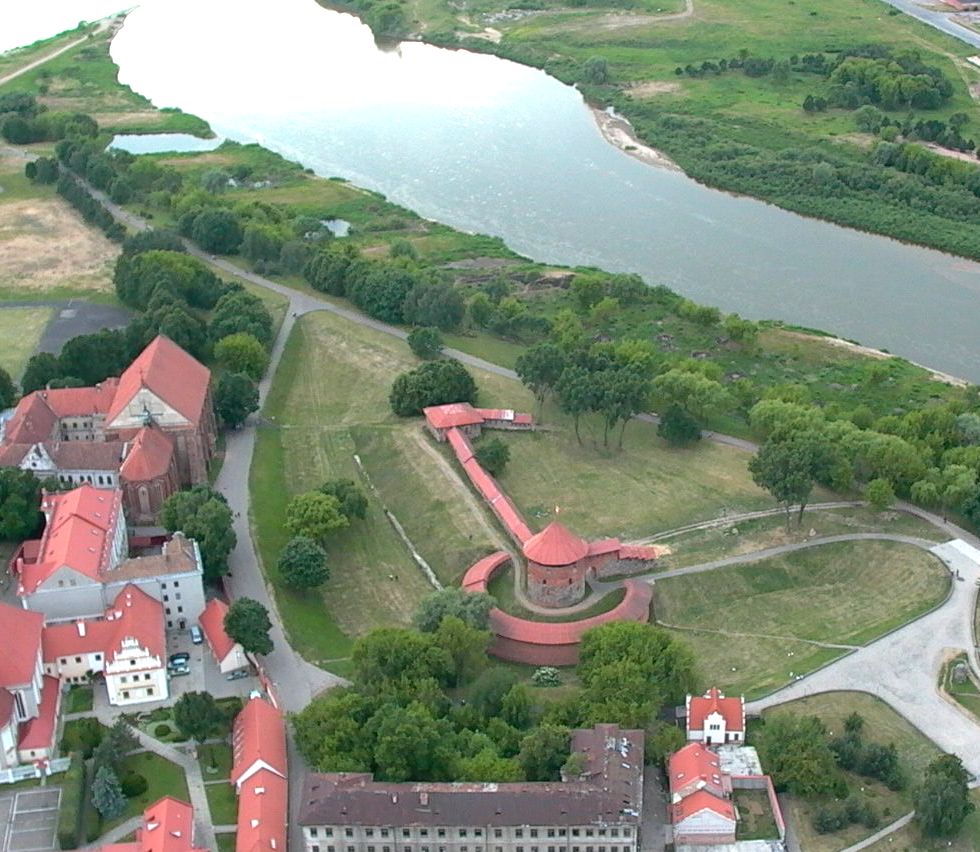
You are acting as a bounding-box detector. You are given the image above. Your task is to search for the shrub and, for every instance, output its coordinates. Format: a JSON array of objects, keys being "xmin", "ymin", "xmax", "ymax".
[
  {"xmin": 57, "ymin": 752, "xmax": 85, "ymax": 850},
  {"xmin": 153, "ymin": 723, "xmax": 171, "ymax": 738},
  {"xmin": 120, "ymin": 772, "xmax": 149, "ymax": 798},
  {"xmin": 531, "ymin": 667, "xmax": 562, "ymax": 687}
]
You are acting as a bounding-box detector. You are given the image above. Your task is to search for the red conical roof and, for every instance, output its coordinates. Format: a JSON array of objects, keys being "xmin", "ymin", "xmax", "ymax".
[{"xmin": 522, "ymin": 521, "xmax": 589, "ymax": 566}]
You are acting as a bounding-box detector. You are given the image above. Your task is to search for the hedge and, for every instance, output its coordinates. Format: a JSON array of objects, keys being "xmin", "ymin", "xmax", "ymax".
[{"xmin": 57, "ymin": 751, "xmax": 86, "ymax": 850}]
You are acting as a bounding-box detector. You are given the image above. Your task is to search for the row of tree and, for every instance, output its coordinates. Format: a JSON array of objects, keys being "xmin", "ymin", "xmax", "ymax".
[{"xmin": 293, "ymin": 592, "xmax": 697, "ymax": 782}]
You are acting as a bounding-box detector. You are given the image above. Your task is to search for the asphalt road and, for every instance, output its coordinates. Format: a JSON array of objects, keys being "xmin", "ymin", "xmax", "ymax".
[{"xmin": 876, "ymin": 0, "xmax": 980, "ymax": 49}]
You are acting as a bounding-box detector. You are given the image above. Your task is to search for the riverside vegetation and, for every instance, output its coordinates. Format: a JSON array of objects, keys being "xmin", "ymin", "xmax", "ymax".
[{"xmin": 327, "ymin": 0, "xmax": 980, "ymax": 261}]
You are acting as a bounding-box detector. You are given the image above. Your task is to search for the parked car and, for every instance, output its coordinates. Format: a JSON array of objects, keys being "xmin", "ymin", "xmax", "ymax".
[
  {"xmin": 190, "ymin": 625, "xmax": 203, "ymax": 645},
  {"xmin": 169, "ymin": 652, "xmax": 190, "ymax": 666},
  {"xmin": 226, "ymin": 669, "xmax": 250, "ymax": 681},
  {"xmin": 167, "ymin": 661, "xmax": 190, "ymax": 676}
]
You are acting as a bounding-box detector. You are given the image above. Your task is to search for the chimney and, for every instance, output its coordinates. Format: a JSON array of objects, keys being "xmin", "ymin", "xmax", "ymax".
[
  {"xmin": 420, "ymin": 792, "xmax": 429, "ymax": 806},
  {"xmin": 76, "ymin": 621, "xmax": 86, "ymax": 638}
]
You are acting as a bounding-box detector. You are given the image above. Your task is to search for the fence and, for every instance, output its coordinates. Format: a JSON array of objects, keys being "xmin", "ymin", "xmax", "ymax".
[
  {"xmin": 0, "ymin": 757, "xmax": 71, "ymax": 785},
  {"xmin": 732, "ymin": 774, "xmax": 786, "ymax": 841}
]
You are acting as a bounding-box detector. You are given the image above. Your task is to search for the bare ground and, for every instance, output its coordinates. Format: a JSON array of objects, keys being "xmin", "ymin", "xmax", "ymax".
[{"xmin": 0, "ymin": 193, "xmax": 117, "ymax": 293}]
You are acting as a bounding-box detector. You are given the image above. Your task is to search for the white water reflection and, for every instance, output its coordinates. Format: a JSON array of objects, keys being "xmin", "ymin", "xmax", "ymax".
[{"xmin": 110, "ymin": 0, "xmax": 980, "ymax": 379}]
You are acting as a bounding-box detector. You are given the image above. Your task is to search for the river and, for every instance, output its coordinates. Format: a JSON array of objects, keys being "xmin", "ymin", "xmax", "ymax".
[{"xmin": 109, "ymin": 0, "xmax": 980, "ymax": 380}]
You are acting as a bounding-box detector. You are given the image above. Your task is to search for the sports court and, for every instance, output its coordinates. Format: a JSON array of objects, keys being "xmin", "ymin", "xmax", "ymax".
[{"xmin": 0, "ymin": 788, "xmax": 61, "ymax": 852}]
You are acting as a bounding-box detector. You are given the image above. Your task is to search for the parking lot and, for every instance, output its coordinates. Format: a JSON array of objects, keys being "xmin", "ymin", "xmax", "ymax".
[
  {"xmin": 0, "ymin": 788, "xmax": 61, "ymax": 852},
  {"xmin": 166, "ymin": 629, "xmax": 258, "ymax": 701}
]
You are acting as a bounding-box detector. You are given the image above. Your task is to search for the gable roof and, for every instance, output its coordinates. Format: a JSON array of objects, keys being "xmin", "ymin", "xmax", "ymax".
[
  {"xmin": 688, "ymin": 687, "xmax": 744, "ymax": 733},
  {"xmin": 232, "ymin": 697, "xmax": 287, "ymax": 787},
  {"xmin": 2, "ymin": 393, "xmax": 58, "ymax": 444},
  {"xmin": 672, "ymin": 788, "xmax": 736, "ymax": 824},
  {"xmin": 668, "ymin": 743, "xmax": 725, "ymax": 795},
  {"xmin": 17, "ymin": 675, "xmax": 60, "ymax": 752},
  {"xmin": 423, "ymin": 403, "xmax": 485, "ymax": 431},
  {"xmin": 19, "ymin": 485, "xmax": 121, "ymax": 594},
  {"xmin": 522, "ymin": 521, "xmax": 589, "ymax": 566},
  {"xmin": 0, "ymin": 602, "xmax": 44, "ymax": 687},
  {"xmin": 42, "ymin": 584, "xmax": 165, "ymax": 666},
  {"xmin": 199, "ymin": 598, "xmax": 238, "ymax": 663},
  {"xmin": 107, "ymin": 336, "xmax": 211, "ymax": 426},
  {"xmin": 139, "ymin": 796, "xmax": 208, "ymax": 852},
  {"xmin": 236, "ymin": 767, "xmax": 287, "ymax": 852},
  {"xmin": 120, "ymin": 427, "xmax": 175, "ymax": 482}
]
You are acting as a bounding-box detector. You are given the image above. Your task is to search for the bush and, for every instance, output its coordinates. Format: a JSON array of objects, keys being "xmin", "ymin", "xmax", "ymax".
[
  {"xmin": 61, "ymin": 717, "xmax": 104, "ymax": 759},
  {"xmin": 57, "ymin": 752, "xmax": 85, "ymax": 850},
  {"xmin": 389, "ymin": 359, "xmax": 477, "ymax": 417},
  {"xmin": 531, "ymin": 666, "xmax": 561, "ymax": 687},
  {"xmin": 120, "ymin": 772, "xmax": 149, "ymax": 798},
  {"xmin": 153, "ymin": 723, "xmax": 171, "ymax": 737},
  {"xmin": 408, "ymin": 326, "xmax": 443, "ymax": 359}
]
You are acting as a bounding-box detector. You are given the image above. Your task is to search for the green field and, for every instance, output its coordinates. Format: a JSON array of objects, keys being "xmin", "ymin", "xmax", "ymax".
[
  {"xmin": 763, "ymin": 691, "xmax": 941, "ymax": 852},
  {"xmin": 250, "ymin": 308, "xmax": 783, "ymax": 664},
  {"xmin": 205, "ymin": 781, "xmax": 238, "ymax": 826},
  {"xmin": 656, "ymin": 540, "xmax": 949, "ymax": 695},
  {"xmin": 0, "ymin": 306, "xmax": 51, "ymax": 379}
]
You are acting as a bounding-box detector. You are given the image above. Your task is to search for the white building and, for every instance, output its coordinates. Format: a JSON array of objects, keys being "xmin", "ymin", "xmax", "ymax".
[{"xmin": 686, "ymin": 687, "xmax": 745, "ymax": 745}]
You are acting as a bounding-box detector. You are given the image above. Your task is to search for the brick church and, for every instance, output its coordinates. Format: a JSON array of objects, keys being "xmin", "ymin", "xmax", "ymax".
[{"xmin": 0, "ymin": 336, "xmax": 216, "ymax": 523}]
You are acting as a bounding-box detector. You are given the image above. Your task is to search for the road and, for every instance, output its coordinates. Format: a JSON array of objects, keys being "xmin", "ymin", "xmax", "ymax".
[
  {"xmin": 0, "ymin": 19, "xmax": 114, "ymax": 89},
  {"xmin": 876, "ymin": 0, "xmax": 980, "ymax": 49}
]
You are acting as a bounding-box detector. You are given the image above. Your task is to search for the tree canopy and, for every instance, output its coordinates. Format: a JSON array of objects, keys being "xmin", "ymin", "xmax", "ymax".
[
  {"xmin": 215, "ymin": 371, "xmax": 259, "ymax": 428},
  {"xmin": 160, "ymin": 486, "xmax": 236, "ymax": 582},
  {"xmin": 224, "ymin": 597, "xmax": 274, "ymax": 656},
  {"xmin": 278, "ymin": 535, "xmax": 330, "ymax": 589},
  {"xmin": 389, "ymin": 360, "xmax": 477, "ymax": 417},
  {"xmin": 173, "ymin": 691, "xmax": 225, "ymax": 743},
  {"xmin": 285, "ymin": 492, "xmax": 349, "ymax": 542}
]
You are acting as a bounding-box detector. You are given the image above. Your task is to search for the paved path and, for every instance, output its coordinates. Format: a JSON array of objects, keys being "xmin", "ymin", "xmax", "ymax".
[
  {"xmin": 748, "ymin": 538, "xmax": 980, "ymax": 783},
  {"xmin": 838, "ymin": 811, "xmax": 915, "ymax": 852},
  {"xmin": 80, "ymin": 816, "xmax": 142, "ymax": 849},
  {"xmin": 0, "ymin": 20, "xmax": 111, "ymax": 89},
  {"xmin": 876, "ymin": 0, "xmax": 980, "ymax": 50}
]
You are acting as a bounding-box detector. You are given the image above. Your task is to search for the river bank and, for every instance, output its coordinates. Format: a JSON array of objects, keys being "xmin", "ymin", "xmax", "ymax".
[{"xmin": 589, "ymin": 106, "xmax": 680, "ymax": 172}]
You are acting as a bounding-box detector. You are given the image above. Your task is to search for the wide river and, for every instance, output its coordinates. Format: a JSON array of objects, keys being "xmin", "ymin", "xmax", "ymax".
[{"xmin": 109, "ymin": 0, "xmax": 980, "ymax": 379}]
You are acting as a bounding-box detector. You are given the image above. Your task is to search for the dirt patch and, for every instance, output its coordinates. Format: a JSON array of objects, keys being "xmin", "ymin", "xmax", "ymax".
[
  {"xmin": 89, "ymin": 110, "xmax": 167, "ymax": 128},
  {"xmin": 625, "ymin": 80, "xmax": 682, "ymax": 98},
  {"xmin": 924, "ymin": 142, "xmax": 980, "ymax": 164},
  {"xmin": 0, "ymin": 198, "xmax": 117, "ymax": 293},
  {"xmin": 591, "ymin": 107, "xmax": 680, "ymax": 171}
]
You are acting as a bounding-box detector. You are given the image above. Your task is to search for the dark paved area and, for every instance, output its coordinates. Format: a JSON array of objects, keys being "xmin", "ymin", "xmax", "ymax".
[{"xmin": 1, "ymin": 299, "xmax": 131, "ymax": 358}]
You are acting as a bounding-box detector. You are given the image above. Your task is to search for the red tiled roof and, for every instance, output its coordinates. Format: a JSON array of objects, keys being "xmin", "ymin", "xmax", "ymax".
[
  {"xmin": 120, "ymin": 427, "xmax": 175, "ymax": 482},
  {"xmin": 423, "ymin": 403, "xmax": 485, "ymax": 430},
  {"xmin": 0, "ymin": 442, "xmax": 30, "ymax": 466},
  {"xmin": 20, "ymin": 485, "xmax": 121, "ymax": 594},
  {"xmin": 17, "ymin": 675, "xmax": 60, "ymax": 752},
  {"xmin": 688, "ymin": 688, "xmax": 744, "ymax": 733},
  {"xmin": 672, "ymin": 788, "xmax": 736, "ymax": 824},
  {"xmin": 586, "ymin": 538, "xmax": 620, "ymax": 557},
  {"xmin": 523, "ymin": 521, "xmax": 589, "ymax": 566},
  {"xmin": 2, "ymin": 393, "xmax": 58, "ymax": 444},
  {"xmin": 474, "ymin": 408, "xmax": 533, "ymax": 426},
  {"xmin": 490, "ymin": 580, "xmax": 652, "ymax": 645},
  {"xmin": 107, "ymin": 336, "xmax": 211, "ymax": 426},
  {"xmin": 140, "ymin": 797, "xmax": 208, "ymax": 852},
  {"xmin": 446, "ymin": 427, "xmax": 475, "ymax": 463},
  {"xmin": 0, "ymin": 603, "xmax": 43, "ymax": 687},
  {"xmin": 461, "ymin": 551, "xmax": 510, "ymax": 592},
  {"xmin": 668, "ymin": 743, "xmax": 725, "ymax": 795},
  {"xmin": 42, "ymin": 584, "xmax": 166, "ymax": 666},
  {"xmin": 199, "ymin": 599, "xmax": 237, "ymax": 664},
  {"xmin": 42, "ymin": 381, "xmax": 119, "ymax": 418},
  {"xmin": 236, "ymin": 767, "xmax": 288, "ymax": 852},
  {"xmin": 232, "ymin": 697, "xmax": 287, "ymax": 787}
]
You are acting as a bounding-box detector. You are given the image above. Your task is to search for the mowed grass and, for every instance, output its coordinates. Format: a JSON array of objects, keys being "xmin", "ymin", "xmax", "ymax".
[
  {"xmin": 494, "ymin": 418, "xmax": 772, "ymax": 539},
  {"xmin": 864, "ymin": 791, "xmax": 980, "ymax": 852},
  {"xmin": 0, "ymin": 305, "xmax": 51, "ymax": 379},
  {"xmin": 656, "ymin": 540, "xmax": 949, "ymax": 696},
  {"xmin": 657, "ymin": 540, "xmax": 949, "ymax": 644},
  {"xmin": 763, "ymin": 692, "xmax": 942, "ymax": 851}
]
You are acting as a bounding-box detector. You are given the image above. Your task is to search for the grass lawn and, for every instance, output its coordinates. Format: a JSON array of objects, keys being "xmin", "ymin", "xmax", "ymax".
[
  {"xmin": 97, "ymin": 751, "xmax": 190, "ymax": 834},
  {"xmin": 762, "ymin": 692, "xmax": 942, "ymax": 851},
  {"xmin": 251, "ymin": 309, "xmax": 784, "ymax": 666},
  {"xmin": 656, "ymin": 540, "xmax": 948, "ymax": 696},
  {"xmin": 198, "ymin": 743, "xmax": 233, "ymax": 780},
  {"xmin": 205, "ymin": 781, "xmax": 238, "ymax": 826},
  {"xmin": 64, "ymin": 685, "xmax": 94, "ymax": 714},
  {"xmin": 134, "ymin": 707, "xmax": 188, "ymax": 744},
  {"xmin": 863, "ymin": 790, "xmax": 980, "ymax": 851},
  {"xmin": 734, "ymin": 788, "xmax": 779, "ymax": 841},
  {"xmin": 941, "ymin": 653, "xmax": 980, "ymax": 720},
  {"xmin": 0, "ymin": 305, "xmax": 51, "ymax": 379},
  {"xmin": 216, "ymin": 834, "xmax": 237, "ymax": 852}
]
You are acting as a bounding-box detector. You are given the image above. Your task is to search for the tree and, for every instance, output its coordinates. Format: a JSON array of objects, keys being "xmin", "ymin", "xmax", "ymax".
[
  {"xmin": 214, "ymin": 372, "xmax": 259, "ymax": 428},
  {"xmin": 580, "ymin": 57, "xmax": 609, "ymax": 85},
  {"xmin": 370, "ymin": 703, "xmax": 457, "ymax": 782},
  {"xmin": 515, "ymin": 343, "xmax": 565, "ymax": 414},
  {"xmin": 224, "ymin": 597, "xmax": 274, "ymax": 655},
  {"xmin": 58, "ymin": 329, "xmax": 129, "ymax": 386},
  {"xmin": 556, "ymin": 365, "xmax": 595, "ymax": 444},
  {"xmin": 304, "ymin": 242, "xmax": 360, "ymax": 295},
  {"xmin": 657, "ymin": 404, "xmax": 702, "ymax": 446},
  {"xmin": 916, "ymin": 754, "xmax": 974, "ymax": 837},
  {"xmin": 0, "ymin": 469, "xmax": 45, "ymax": 540},
  {"xmin": 0, "ymin": 366, "xmax": 15, "ymax": 409},
  {"xmin": 389, "ymin": 360, "xmax": 477, "ymax": 417},
  {"xmin": 173, "ymin": 691, "xmax": 225, "ymax": 743},
  {"xmin": 92, "ymin": 718, "xmax": 138, "ymax": 773},
  {"xmin": 191, "ymin": 208, "xmax": 243, "ymax": 254},
  {"xmin": 434, "ymin": 615, "xmax": 491, "ymax": 687},
  {"xmin": 475, "ymin": 437, "xmax": 510, "ymax": 476},
  {"xmin": 214, "ymin": 332, "xmax": 269, "ymax": 380},
  {"xmin": 403, "ymin": 282, "xmax": 465, "ymax": 331},
  {"xmin": 20, "ymin": 352, "xmax": 62, "ymax": 394},
  {"xmin": 756, "ymin": 714, "xmax": 842, "ymax": 796},
  {"xmin": 91, "ymin": 765, "xmax": 126, "ymax": 820},
  {"xmin": 320, "ymin": 479, "xmax": 368, "ymax": 521},
  {"xmin": 518, "ymin": 725, "xmax": 569, "ymax": 781},
  {"xmin": 456, "ymin": 748, "xmax": 524, "ymax": 782},
  {"xmin": 467, "ymin": 667, "xmax": 520, "ymax": 719},
  {"xmin": 750, "ymin": 436, "xmax": 819, "ymax": 528},
  {"xmin": 209, "ymin": 291, "xmax": 273, "ymax": 345},
  {"xmin": 285, "ymin": 492, "xmax": 349, "ymax": 542},
  {"xmin": 278, "ymin": 535, "xmax": 329, "ymax": 589},
  {"xmin": 160, "ymin": 486, "xmax": 236, "ymax": 582},
  {"xmin": 114, "ymin": 249, "xmax": 227, "ymax": 310},
  {"xmin": 652, "ymin": 368, "xmax": 729, "ymax": 422},
  {"xmin": 351, "ymin": 628, "xmax": 451, "ymax": 687},
  {"xmin": 407, "ymin": 326, "xmax": 443, "ymax": 360},
  {"xmin": 865, "ymin": 478, "xmax": 895, "ymax": 510},
  {"xmin": 413, "ymin": 589, "xmax": 494, "ymax": 633}
]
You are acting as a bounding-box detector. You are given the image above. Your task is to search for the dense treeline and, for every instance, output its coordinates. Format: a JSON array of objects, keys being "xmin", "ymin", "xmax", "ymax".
[
  {"xmin": 0, "ymin": 92, "xmax": 98, "ymax": 144},
  {"xmin": 293, "ymin": 600, "xmax": 695, "ymax": 780}
]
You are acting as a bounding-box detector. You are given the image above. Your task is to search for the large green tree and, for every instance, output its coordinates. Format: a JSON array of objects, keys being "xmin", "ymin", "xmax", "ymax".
[
  {"xmin": 389, "ymin": 360, "xmax": 477, "ymax": 417},
  {"xmin": 0, "ymin": 367, "xmax": 16, "ymax": 410},
  {"xmin": 91, "ymin": 766, "xmax": 126, "ymax": 820},
  {"xmin": 215, "ymin": 372, "xmax": 259, "ymax": 428},
  {"xmin": 208, "ymin": 290, "xmax": 273, "ymax": 346},
  {"xmin": 284, "ymin": 492, "xmax": 349, "ymax": 542},
  {"xmin": 756, "ymin": 714, "xmax": 842, "ymax": 797},
  {"xmin": 214, "ymin": 332, "xmax": 269, "ymax": 381},
  {"xmin": 278, "ymin": 535, "xmax": 329, "ymax": 589},
  {"xmin": 160, "ymin": 486, "xmax": 236, "ymax": 582},
  {"xmin": 916, "ymin": 754, "xmax": 974, "ymax": 838},
  {"xmin": 191, "ymin": 208, "xmax": 243, "ymax": 254},
  {"xmin": 173, "ymin": 691, "xmax": 225, "ymax": 743},
  {"xmin": 224, "ymin": 597, "xmax": 274, "ymax": 656},
  {"xmin": 320, "ymin": 479, "xmax": 368, "ymax": 521},
  {"xmin": 515, "ymin": 342, "xmax": 565, "ymax": 414},
  {"xmin": 0, "ymin": 469, "xmax": 45, "ymax": 541},
  {"xmin": 413, "ymin": 589, "xmax": 494, "ymax": 633},
  {"xmin": 517, "ymin": 725, "xmax": 569, "ymax": 781}
]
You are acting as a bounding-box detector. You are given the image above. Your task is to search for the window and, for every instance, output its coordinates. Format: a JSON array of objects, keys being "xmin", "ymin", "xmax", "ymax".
[
  {"xmin": 345, "ymin": 830, "xmax": 353, "ymax": 839},
  {"xmin": 402, "ymin": 831, "xmax": 411, "ymax": 839},
  {"xmin": 147, "ymin": 688, "xmax": 154, "ymax": 696},
  {"xmin": 176, "ymin": 593, "xmax": 182, "ymax": 600},
  {"xmin": 94, "ymin": 654, "xmax": 102, "ymax": 661},
  {"xmin": 177, "ymin": 606, "xmax": 183, "ymax": 614},
  {"xmin": 174, "ymin": 581, "xmax": 180, "ymax": 587},
  {"xmin": 381, "ymin": 831, "xmax": 389, "ymax": 838},
  {"xmin": 474, "ymin": 831, "xmax": 482, "ymax": 839},
  {"xmin": 572, "ymin": 831, "xmax": 581, "ymax": 839},
  {"xmin": 585, "ymin": 831, "xmax": 594, "ymax": 839},
  {"xmin": 312, "ymin": 847, "xmax": 320, "ymax": 852},
  {"xmin": 383, "ymin": 847, "xmax": 391, "ymax": 852},
  {"xmin": 325, "ymin": 830, "xmax": 333, "ymax": 838},
  {"xmin": 459, "ymin": 830, "xmax": 467, "ymax": 839},
  {"xmin": 347, "ymin": 846, "xmax": 354, "ymax": 852},
  {"xmin": 530, "ymin": 831, "xmax": 538, "ymax": 839},
  {"xmin": 145, "ymin": 673, "xmax": 151, "ymax": 680},
  {"xmin": 547, "ymin": 831, "xmax": 555, "ymax": 839},
  {"xmin": 622, "ymin": 831, "xmax": 631, "ymax": 839},
  {"xmin": 328, "ymin": 847, "xmax": 335, "ymax": 852},
  {"xmin": 437, "ymin": 831, "xmax": 446, "ymax": 839},
  {"xmin": 130, "ymin": 659, "xmax": 136, "ymax": 666},
  {"xmin": 368, "ymin": 846, "xmax": 375, "ymax": 852},
  {"xmin": 420, "ymin": 831, "xmax": 429, "ymax": 839},
  {"xmin": 120, "ymin": 676, "xmax": 127, "ymax": 684},
  {"xmin": 367, "ymin": 830, "xmax": 375, "ymax": 838},
  {"xmin": 164, "ymin": 595, "xmax": 170, "ymax": 602},
  {"xmin": 558, "ymin": 831, "xmax": 567, "ymax": 838},
  {"xmin": 516, "ymin": 831, "xmax": 523, "ymax": 839},
  {"xmin": 166, "ymin": 607, "xmax": 172, "ymax": 616},
  {"xmin": 493, "ymin": 831, "xmax": 502, "ymax": 839},
  {"xmin": 122, "ymin": 691, "xmax": 130, "ymax": 699}
]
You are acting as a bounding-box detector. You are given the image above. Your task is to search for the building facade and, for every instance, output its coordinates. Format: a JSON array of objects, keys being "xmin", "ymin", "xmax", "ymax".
[
  {"xmin": 686, "ymin": 688, "xmax": 745, "ymax": 745},
  {"xmin": 300, "ymin": 726, "xmax": 643, "ymax": 852}
]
